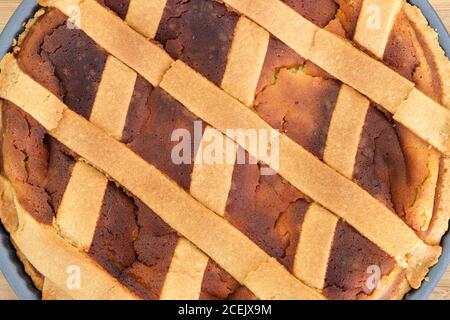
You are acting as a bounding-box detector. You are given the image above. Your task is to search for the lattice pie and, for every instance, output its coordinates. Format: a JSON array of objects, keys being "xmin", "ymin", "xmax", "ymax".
[{"xmin": 0, "ymin": 0, "xmax": 449, "ymax": 300}]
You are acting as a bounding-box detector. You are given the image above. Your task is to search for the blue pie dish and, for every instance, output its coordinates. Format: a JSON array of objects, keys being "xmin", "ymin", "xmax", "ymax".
[{"xmin": 0, "ymin": 0, "xmax": 449, "ymax": 300}]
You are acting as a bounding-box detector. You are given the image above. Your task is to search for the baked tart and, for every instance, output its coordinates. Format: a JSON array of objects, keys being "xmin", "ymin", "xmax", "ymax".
[{"xmin": 0, "ymin": 0, "xmax": 449, "ymax": 300}]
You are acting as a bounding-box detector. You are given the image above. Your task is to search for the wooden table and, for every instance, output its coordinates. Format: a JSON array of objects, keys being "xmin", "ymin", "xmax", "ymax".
[{"xmin": 0, "ymin": 0, "xmax": 449, "ymax": 301}]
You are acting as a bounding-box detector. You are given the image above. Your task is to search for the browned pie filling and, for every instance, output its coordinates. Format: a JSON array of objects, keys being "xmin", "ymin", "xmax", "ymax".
[{"xmin": 0, "ymin": 0, "xmax": 448, "ymax": 300}]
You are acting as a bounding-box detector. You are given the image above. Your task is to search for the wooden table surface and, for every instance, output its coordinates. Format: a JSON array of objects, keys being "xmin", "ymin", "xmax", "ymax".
[{"xmin": 0, "ymin": 0, "xmax": 449, "ymax": 301}]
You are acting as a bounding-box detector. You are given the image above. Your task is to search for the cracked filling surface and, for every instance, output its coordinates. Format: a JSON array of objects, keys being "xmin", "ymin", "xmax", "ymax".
[
  {"xmin": 155, "ymin": 0, "xmax": 239, "ymax": 86},
  {"xmin": 323, "ymin": 221, "xmax": 396, "ymax": 300},
  {"xmin": 128, "ymin": 87, "xmax": 203, "ymax": 191},
  {"xmin": 1, "ymin": 103, "xmax": 75, "ymax": 224},
  {"xmin": 225, "ymin": 149, "xmax": 310, "ymax": 271},
  {"xmin": 93, "ymin": 197, "xmax": 179, "ymax": 300}
]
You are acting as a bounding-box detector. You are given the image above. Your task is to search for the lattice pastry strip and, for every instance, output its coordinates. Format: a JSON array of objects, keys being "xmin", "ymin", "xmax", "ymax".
[
  {"xmin": 190, "ymin": 126, "xmax": 238, "ymax": 217},
  {"xmin": 161, "ymin": 126, "xmax": 238, "ymax": 300},
  {"xmin": 221, "ymin": 16, "xmax": 270, "ymax": 106},
  {"xmin": 160, "ymin": 239, "xmax": 210, "ymax": 300},
  {"xmin": 125, "ymin": 0, "xmax": 167, "ymax": 38},
  {"xmin": 323, "ymin": 85, "xmax": 370, "ymax": 179},
  {"xmin": 56, "ymin": 161, "xmax": 109, "ymax": 250},
  {"xmin": 354, "ymin": 0, "xmax": 403, "ymax": 58},
  {"xmin": 90, "ymin": 55, "xmax": 137, "ymax": 141},
  {"xmin": 293, "ymin": 204, "xmax": 339, "ymax": 290}
]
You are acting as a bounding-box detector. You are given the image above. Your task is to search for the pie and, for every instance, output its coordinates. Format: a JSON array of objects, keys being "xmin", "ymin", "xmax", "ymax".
[{"xmin": 0, "ymin": 0, "xmax": 449, "ymax": 300}]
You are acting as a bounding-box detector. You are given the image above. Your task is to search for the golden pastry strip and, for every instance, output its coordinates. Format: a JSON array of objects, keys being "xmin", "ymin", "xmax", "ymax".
[
  {"xmin": 0, "ymin": 56, "xmax": 322, "ymax": 300},
  {"xmin": 168, "ymin": 127, "xmax": 238, "ymax": 299},
  {"xmin": 160, "ymin": 239, "xmax": 209, "ymax": 300},
  {"xmin": 190, "ymin": 126, "xmax": 238, "ymax": 216},
  {"xmin": 90, "ymin": 56, "xmax": 137, "ymax": 141},
  {"xmin": 221, "ymin": 16, "xmax": 270, "ymax": 106},
  {"xmin": 56, "ymin": 161, "xmax": 109, "ymax": 250},
  {"xmin": 0, "ymin": 53, "xmax": 64, "ymax": 130},
  {"xmin": 159, "ymin": 60, "xmax": 427, "ymax": 260},
  {"xmin": 323, "ymin": 85, "xmax": 370, "ymax": 179},
  {"xmin": 293, "ymin": 204, "xmax": 339, "ymax": 290},
  {"xmin": 308, "ymin": 29, "xmax": 414, "ymax": 113},
  {"xmin": 395, "ymin": 89, "xmax": 450, "ymax": 154},
  {"xmin": 126, "ymin": 0, "xmax": 167, "ymax": 38},
  {"xmin": 354, "ymin": 0, "xmax": 403, "ymax": 58}
]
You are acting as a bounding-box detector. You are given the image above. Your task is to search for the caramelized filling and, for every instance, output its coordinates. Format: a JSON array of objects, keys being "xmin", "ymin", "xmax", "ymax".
[
  {"xmin": 283, "ymin": 0, "xmax": 339, "ymax": 28},
  {"xmin": 200, "ymin": 261, "xmax": 258, "ymax": 300},
  {"xmin": 98, "ymin": 0, "xmax": 131, "ymax": 19},
  {"xmin": 17, "ymin": 9, "xmax": 108, "ymax": 119},
  {"xmin": 225, "ymin": 150, "xmax": 310, "ymax": 271},
  {"xmin": 90, "ymin": 195, "xmax": 179, "ymax": 300},
  {"xmin": 324, "ymin": 221, "xmax": 396, "ymax": 300},
  {"xmin": 156, "ymin": 0, "xmax": 239, "ymax": 86},
  {"xmin": 128, "ymin": 88, "xmax": 203, "ymax": 190},
  {"xmin": 1, "ymin": 103, "xmax": 75, "ymax": 224},
  {"xmin": 255, "ymin": 68, "xmax": 340, "ymax": 159}
]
